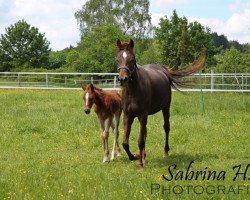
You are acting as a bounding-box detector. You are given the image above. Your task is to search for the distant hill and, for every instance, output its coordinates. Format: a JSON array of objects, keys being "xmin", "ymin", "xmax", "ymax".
[{"xmin": 211, "ymin": 32, "xmax": 249, "ymax": 53}]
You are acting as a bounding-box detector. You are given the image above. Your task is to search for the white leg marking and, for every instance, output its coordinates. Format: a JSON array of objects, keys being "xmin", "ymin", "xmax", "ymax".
[
  {"xmin": 111, "ymin": 121, "xmax": 115, "ymax": 161},
  {"xmin": 111, "ymin": 150, "xmax": 115, "ymax": 161}
]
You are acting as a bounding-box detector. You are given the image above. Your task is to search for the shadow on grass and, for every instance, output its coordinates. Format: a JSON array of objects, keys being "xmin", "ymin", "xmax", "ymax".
[
  {"xmin": 149, "ymin": 153, "xmax": 220, "ymax": 170},
  {"xmin": 116, "ymin": 152, "xmax": 219, "ymax": 169}
]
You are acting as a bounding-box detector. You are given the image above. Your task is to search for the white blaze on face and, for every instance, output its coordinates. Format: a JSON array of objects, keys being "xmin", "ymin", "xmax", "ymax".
[
  {"xmin": 85, "ymin": 92, "xmax": 89, "ymax": 106},
  {"xmin": 122, "ymin": 51, "xmax": 127, "ymax": 59}
]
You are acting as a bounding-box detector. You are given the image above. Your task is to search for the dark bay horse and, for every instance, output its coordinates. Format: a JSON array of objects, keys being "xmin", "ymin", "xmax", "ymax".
[
  {"xmin": 81, "ymin": 84, "xmax": 122, "ymax": 162},
  {"xmin": 116, "ymin": 39, "xmax": 206, "ymax": 169}
]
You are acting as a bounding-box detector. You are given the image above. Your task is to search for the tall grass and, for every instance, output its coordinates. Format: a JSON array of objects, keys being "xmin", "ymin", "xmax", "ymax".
[{"xmin": 0, "ymin": 89, "xmax": 249, "ymax": 199}]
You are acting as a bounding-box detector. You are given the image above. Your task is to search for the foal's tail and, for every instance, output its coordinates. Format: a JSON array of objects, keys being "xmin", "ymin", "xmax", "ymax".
[{"xmin": 166, "ymin": 50, "xmax": 206, "ymax": 91}]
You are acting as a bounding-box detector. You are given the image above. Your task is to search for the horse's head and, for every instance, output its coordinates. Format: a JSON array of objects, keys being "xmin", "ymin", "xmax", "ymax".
[
  {"xmin": 116, "ymin": 39, "xmax": 137, "ymax": 86},
  {"xmin": 81, "ymin": 83, "xmax": 95, "ymax": 114}
]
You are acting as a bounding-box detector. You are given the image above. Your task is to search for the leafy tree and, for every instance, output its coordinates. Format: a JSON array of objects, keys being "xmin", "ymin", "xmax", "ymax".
[
  {"xmin": 70, "ymin": 24, "xmax": 126, "ymax": 73},
  {"xmin": 229, "ymin": 40, "xmax": 247, "ymax": 53},
  {"xmin": 211, "ymin": 32, "xmax": 230, "ymax": 50},
  {"xmin": 75, "ymin": 0, "xmax": 152, "ymax": 38},
  {"xmin": 155, "ymin": 10, "xmax": 190, "ymax": 68},
  {"xmin": 137, "ymin": 40, "xmax": 162, "ymax": 64},
  {"xmin": 216, "ymin": 47, "xmax": 248, "ymax": 73},
  {"xmin": 48, "ymin": 50, "xmax": 67, "ymax": 70},
  {"xmin": 155, "ymin": 10, "xmax": 217, "ymax": 69},
  {"xmin": 0, "ymin": 20, "xmax": 50, "ymax": 71}
]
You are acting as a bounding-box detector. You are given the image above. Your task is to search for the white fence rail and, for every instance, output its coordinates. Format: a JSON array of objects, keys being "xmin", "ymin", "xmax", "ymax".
[{"xmin": 0, "ymin": 72, "xmax": 249, "ymax": 92}]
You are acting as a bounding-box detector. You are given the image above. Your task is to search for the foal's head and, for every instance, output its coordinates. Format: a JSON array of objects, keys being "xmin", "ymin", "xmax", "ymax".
[
  {"xmin": 81, "ymin": 83, "xmax": 96, "ymax": 114},
  {"xmin": 116, "ymin": 39, "xmax": 137, "ymax": 86}
]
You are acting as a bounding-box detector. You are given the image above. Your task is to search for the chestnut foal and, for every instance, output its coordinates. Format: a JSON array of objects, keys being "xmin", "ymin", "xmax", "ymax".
[{"xmin": 81, "ymin": 84, "xmax": 122, "ymax": 162}]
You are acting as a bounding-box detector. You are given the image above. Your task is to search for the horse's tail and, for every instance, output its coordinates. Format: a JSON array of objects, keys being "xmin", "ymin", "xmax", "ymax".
[
  {"xmin": 169, "ymin": 50, "xmax": 206, "ymax": 78},
  {"xmin": 165, "ymin": 50, "xmax": 206, "ymax": 92}
]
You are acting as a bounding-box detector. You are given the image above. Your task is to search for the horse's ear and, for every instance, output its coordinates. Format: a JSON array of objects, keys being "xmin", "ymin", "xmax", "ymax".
[
  {"xmin": 129, "ymin": 39, "xmax": 134, "ymax": 49},
  {"xmin": 81, "ymin": 84, "xmax": 86, "ymax": 91},
  {"xmin": 90, "ymin": 83, "xmax": 94, "ymax": 92},
  {"xmin": 117, "ymin": 39, "xmax": 122, "ymax": 49}
]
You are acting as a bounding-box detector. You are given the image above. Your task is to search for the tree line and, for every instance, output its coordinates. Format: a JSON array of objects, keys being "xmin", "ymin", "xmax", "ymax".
[{"xmin": 0, "ymin": 0, "xmax": 249, "ymax": 73}]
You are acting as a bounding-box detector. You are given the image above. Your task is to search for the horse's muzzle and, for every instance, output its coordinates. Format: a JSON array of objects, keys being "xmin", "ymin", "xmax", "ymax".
[
  {"xmin": 118, "ymin": 76, "xmax": 128, "ymax": 86},
  {"xmin": 84, "ymin": 108, "xmax": 90, "ymax": 114}
]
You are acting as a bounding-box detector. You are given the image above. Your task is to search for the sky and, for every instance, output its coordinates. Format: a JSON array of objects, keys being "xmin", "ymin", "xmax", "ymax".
[{"xmin": 0, "ymin": 0, "xmax": 249, "ymax": 51}]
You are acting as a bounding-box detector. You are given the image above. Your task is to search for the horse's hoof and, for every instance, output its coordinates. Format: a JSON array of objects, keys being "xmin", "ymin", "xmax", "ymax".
[
  {"xmin": 164, "ymin": 152, "xmax": 169, "ymax": 160},
  {"xmin": 128, "ymin": 154, "xmax": 139, "ymax": 161},
  {"xmin": 103, "ymin": 156, "xmax": 110, "ymax": 163},
  {"xmin": 137, "ymin": 163, "xmax": 144, "ymax": 170},
  {"xmin": 117, "ymin": 151, "xmax": 122, "ymax": 157},
  {"xmin": 133, "ymin": 153, "xmax": 140, "ymax": 160}
]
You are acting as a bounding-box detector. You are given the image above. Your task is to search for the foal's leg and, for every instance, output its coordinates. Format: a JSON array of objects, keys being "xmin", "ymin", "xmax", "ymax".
[
  {"xmin": 102, "ymin": 117, "xmax": 112, "ymax": 162},
  {"xmin": 110, "ymin": 121, "xmax": 115, "ymax": 160},
  {"xmin": 111, "ymin": 110, "xmax": 122, "ymax": 160},
  {"xmin": 162, "ymin": 107, "xmax": 170, "ymax": 159},
  {"xmin": 122, "ymin": 113, "xmax": 137, "ymax": 160},
  {"xmin": 98, "ymin": 118, "xmax": 106, "ymax": 162},
  {"xmin": 138, "ymin": 114, "xmax": 148, "ymax": 169}
]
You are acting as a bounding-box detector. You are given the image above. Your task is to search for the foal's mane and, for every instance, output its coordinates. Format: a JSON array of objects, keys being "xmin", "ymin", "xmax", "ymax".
[
  {"xmin": 93, "ymin": 86, "xmax": 115, "ymax": 98},
  {"xmin": 93, "ymin": 86, "xmax": 103, "ymax": 92}
]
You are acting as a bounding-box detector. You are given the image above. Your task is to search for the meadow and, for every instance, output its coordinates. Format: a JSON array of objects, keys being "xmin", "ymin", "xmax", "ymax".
[{"xmin": 0, "ymin": 89, "xmax": 249, "ymax": 200}]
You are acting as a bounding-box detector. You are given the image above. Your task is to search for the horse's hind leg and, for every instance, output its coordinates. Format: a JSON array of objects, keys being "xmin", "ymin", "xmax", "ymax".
[
  {"xmin": 111, "ymin": 110, "xmax": 122, "ymax": 160},
  {"xmin": 138, "ymin": 114, "xmax": 148, "ymax": 169},
  {"xmin": 162, "ymin": 107, "xmax": 170, "ymax": 159}
]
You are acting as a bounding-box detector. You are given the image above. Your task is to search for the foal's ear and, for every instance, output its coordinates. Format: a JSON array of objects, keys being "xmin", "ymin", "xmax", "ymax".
[
  {"xmin": 81, "ymin": 84, "xmax": 86, "ymax": 91},
  {"xmin": 129, "ymin": 39, "xmax": 134, "ymax": 49},
  {"xmin": 117, "ymin": 39, "xmax": 122, "ymax": 49},
  {"xmin": 90, "ymin": 83, "xmax": 94, "ymax": 92}
]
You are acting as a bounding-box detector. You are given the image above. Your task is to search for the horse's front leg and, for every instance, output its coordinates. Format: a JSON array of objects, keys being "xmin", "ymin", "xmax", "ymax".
[
  {"xmin": 100, "ymin": 117, "xmax": 112, "ymax": 162},
  {"xmin": 138, "ymin": 114, "xmax": 148, "ymax": 169},
  {"xmin": 122, "ymin": 113, "xmax": 137, "ymax": 160},
  {"xmin": 98, "ymin": 118, "xmax": 107, "ymax": 162}
]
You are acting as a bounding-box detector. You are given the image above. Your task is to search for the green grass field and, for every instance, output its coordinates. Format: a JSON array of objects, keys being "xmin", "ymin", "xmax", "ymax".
[{"xmin": 0, "ymin": 89, "xmax": 249, "ymax": 200}]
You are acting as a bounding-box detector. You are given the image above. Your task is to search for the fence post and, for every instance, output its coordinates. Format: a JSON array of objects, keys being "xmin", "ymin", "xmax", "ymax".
[
  {"xmin": 221, "ymin": 74, "xmax": 224, "ymax": 90},
  {"xmin": 246, "ymin": 75, "xmax": 248, "ymax": 90},
  {"xmin": 65, "ymin": 77, "xmax": 67, "ymax": 87},
  {"xmin": 45, "ymin": 73, "xmax": 48, "ymax": 87},
  {"xmin": 17, "ymin": 73, "xmax": 20, "ymax": 87},
  {"xmin": 199, "ymin": 73, "xmax": 205, "ymax": 113},
  {"xmin": 91, "ymin": 77, "xmax": 94, "ymax": 84},
  {"xmin": 211, "ymin": 70, "xmax": 214, "ymax": 92},
  {"xmin": 242, "ymin": 74, "xmax": 244, "ymax": 89},
  {"xmin": 114, "ymin": 76, "xmax": 117, "ymax": 89}
]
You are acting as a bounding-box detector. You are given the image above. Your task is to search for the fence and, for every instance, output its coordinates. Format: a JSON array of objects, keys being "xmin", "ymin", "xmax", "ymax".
[{"xmin": 0, "ymin": 72, "xmax": 249, "ymax": 92}]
